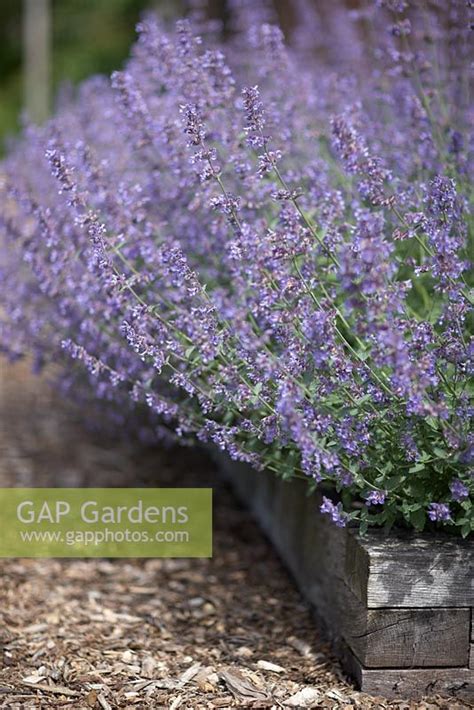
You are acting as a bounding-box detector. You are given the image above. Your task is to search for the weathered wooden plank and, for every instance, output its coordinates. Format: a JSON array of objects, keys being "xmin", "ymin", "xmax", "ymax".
[
  {"xmin": 223, "ymin": 457, "xmax": 255, "ymax": 503},
  {"xmin": 348, "ymin": 607, "xmax": 470, "ymax": 668},
  {"xmin": 271, "ymin": 478, "xmax": 311, "ymax": 580},
  {"xmin": 256, "ymin": 477, "xmax": 471, "ymax": 669},
  {"xmin": 300, "ymin": 489, "xmax": 347, "ymax": 583},
  {"xmin": 470, "ymin": 643, "xmax": 474, "ymax": 670},
  {"xmin": 253, "ymin": 467, "xmax": 276, "ymax": 538},
  {"xmin": 305, "ymin": 571, "xmax": 471, "ymax": 669},
  {"xmin": 219, "ymin": 456, "xmax": 474, "ymax": 696},
  {"xmin": 345, "ymin": 533, "xmax": 369, "ymax": 604},
  {"xmin": 294, "ymin": 490, "xmax": 349, "ymax": 650},
  {"xmin": 346, "ymin": 532, "xmax": 474, "ymax": 608},
  {"xmin": 349, "ymin": 661, "xmax": 473, "ymax": 701}
]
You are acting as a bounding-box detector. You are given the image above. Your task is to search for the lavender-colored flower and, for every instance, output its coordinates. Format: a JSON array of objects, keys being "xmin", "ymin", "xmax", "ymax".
[
  {"xmin": 401, "ymin": 431, "xmax": 419, "ymax": 462},
  {"xmin": 242, "ymin": 85, "xmax": 266, "ymax": 147},
  {"xmin": 376, "ymin": 0, "xmax": 409, "ymax": 11},
  {"xmin": 0, "ymin": 2, "xmax": 471, "ymax": 535},
  {"xmin": 366, "ymin": 490, "xmax": 387, "ymax": 506},
  {"xmin": 428, "ymin": 503, "xmax": 451, "ymax": 522},
  {"xmin": 180, "ymin": 102, "xmax": 206, "ymax": 147},
  {"xmin": 423, "ymin": 176, "xmax": 467, "ymax": 290},
  {"xmin": 331, "ymin": 113, "xmax": 392, "ymax": 207},
  {"xmin": 320, "ymin": 496, "xmax": 348, "ymax": 528},
  {"xmin": 449, "ymin": 479, "xmax": 469, "ymax": 502},
  {"xmin": 427, "ymin": 176, "xmax": 459, "ymax": 220},
  {"xmin": 390, "ymin": 19, "xmax": 411, "ymax": 37}
]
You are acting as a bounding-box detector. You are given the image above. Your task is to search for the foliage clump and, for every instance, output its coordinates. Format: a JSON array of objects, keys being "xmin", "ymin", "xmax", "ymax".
[{"xmin": 1, "ymin": 1, "xmax": 472, "ymax": 534}]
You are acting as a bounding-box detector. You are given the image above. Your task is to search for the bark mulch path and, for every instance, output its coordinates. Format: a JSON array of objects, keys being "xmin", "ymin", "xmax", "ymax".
[{"xmin": 0, "ymin": 363, "xmax": 471, "ymax": 710}]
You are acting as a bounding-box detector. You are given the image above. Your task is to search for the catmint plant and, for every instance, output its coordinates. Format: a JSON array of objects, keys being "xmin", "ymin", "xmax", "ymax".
[{"xmin": 1, "ymin": 0, "xmax": 472, "ymax": 535}]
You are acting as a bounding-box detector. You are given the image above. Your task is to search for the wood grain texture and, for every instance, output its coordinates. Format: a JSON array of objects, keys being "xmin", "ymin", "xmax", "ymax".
[
  {"xmin": 352, "ymin": 663, "xmax": 473, "ymax": 700},
  {"xmin": 302, "ymin": 564, "xmax": 470, "ymax": 669},
  {"xmin": 219, "ymin": 457, "xmax": 473, "ymax": 697},
  {"xmin": 347, "ymin": 607, "xmax": 470, "ymax": 668},
  {"xmin": 271, "ymin": 478, "xmax": 309, "ymax": 580},
  {"xmin": 346, "ymin": 531, "xmax": 474, "ymax": 608},
  {"xmin": 254, "ymin": 466, "xmax": 276, "ymax": 538},
  {"xmin": 225, "ymin": 469, "xmax": 472, "ymax": 669}
]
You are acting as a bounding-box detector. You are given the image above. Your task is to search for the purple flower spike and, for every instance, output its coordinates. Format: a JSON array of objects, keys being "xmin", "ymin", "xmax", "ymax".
[
  {"xmin": 428, "ymin": 503, "xmax": 451, "ymax": 523},
  {"xmin": 366, "ymin": 490, "xmax": 386, "ymax": 506},
  {"xmin": 449, "ymin": 479, "xmax": 469, "ymax": 502},
  {"xmin": 320, "ymin": 497, "xmax": 348, "ymax": 528},
  {"xmin": 0, "ymin": 3, "xmax": 471, "ymax": 536}
]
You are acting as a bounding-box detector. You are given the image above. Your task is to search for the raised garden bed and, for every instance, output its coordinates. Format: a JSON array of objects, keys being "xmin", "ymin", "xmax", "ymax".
[{"xmin": 217, "ymin": 455, "xmax": 474, "ymax": 701}]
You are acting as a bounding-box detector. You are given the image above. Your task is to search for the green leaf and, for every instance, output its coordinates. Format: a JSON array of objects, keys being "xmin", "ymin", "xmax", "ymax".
[
  {"xmin": 432, "ymin": 446, "xmax": 451, "ymax": 460},
  {"xmin": 409, "ymin": 463, "xmax": 426, "ymax": 473},
  {"xmin": 385, "ymin": 474, "xmax": 404, "ymax": 491},
  {"xmin": 410, "ymin": 507, "xmax": 426, "ymax": 532}
]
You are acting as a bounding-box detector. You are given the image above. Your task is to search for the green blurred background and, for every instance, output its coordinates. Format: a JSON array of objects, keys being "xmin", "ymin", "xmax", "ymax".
[
  {"xmin": 0, "ymin": 0, "xmax": 357, "ymax": 150},
  {"xmin": 0, "ymin": 0, "xmax": 183, "ymax": 147}
]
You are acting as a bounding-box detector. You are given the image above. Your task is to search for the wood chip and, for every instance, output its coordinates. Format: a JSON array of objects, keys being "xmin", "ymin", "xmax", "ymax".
[
  {"xmin": 235, "ymin": 645, "xmax": 254, "ymax": 658},
  {"xmin": 257, "ymin": 660, "xmax": 286, "ymax": 674},
  {"xmin": 97, "ymin": 693, "xmax": 113, "ymax": 710},
  {"xmin": 177, "ymin": 662, "xmax": 201, "ymax": 687},
  {"xmin": 141, "ymin": 655, "xmax": 158, "ymax": 679},
  {"xmin": 194, "ymin": 665, "xmax": 219, "ymax": 692},
  {"xmin": 284, "ymin": 687, "xmax": 321, "ymax": 707},
  {"xmin": 326, "ymin": 688, "xmax": 349, "ymax": 702},
  {"xmin": 220, "ymin": 668, "xmax": 269, "ymax": 701},
  {"xmin": 197, "ymin": 677, "xmax": 216, "ymax": 693},
  {"xmin": 210, "ymin": 697, "xmax": 235, "ymax": 708},
  {"xmin": 22, "ymin": 623, "xmax": 49, "ymax": 635},
  {"xmin": 287, "ymin": 636, "xmax": 312, "ymax": 657},
  {"xmin": 20, "ymin": 681, "xmax": 79, "ymax": 697},
  {"xmin": 21, "ymin": 675, "xmax": 46, "ymax": 684},
  {"xmin": 85, "ymin": 689, "xmax": 98, "ymax": 707}
]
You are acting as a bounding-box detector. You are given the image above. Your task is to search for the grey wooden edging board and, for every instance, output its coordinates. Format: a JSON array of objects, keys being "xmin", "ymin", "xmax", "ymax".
[
  {"xmin": 346, "ymin": 532, "xmax": 474, "ymax": 609},
  {"xmin": 345, "ymin": 605, "xmax": 470, "ymax": 669},
  {"xmin": 215, "ymin": 453, "xmax": 473, "ymax": 699},
  {"xmin": 343, "ymin": 647, "xmax": 474, "ymax": 699}
]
